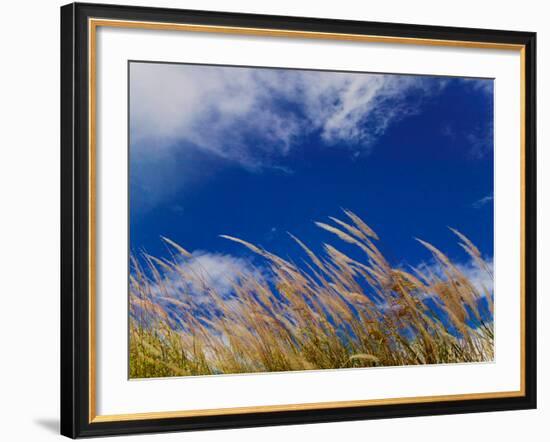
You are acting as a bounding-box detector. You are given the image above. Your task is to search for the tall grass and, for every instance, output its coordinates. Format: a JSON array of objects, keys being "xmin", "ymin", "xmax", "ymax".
[{"xmin": 129, "ymin": 210, "xmax": 493, "ymax": 378}]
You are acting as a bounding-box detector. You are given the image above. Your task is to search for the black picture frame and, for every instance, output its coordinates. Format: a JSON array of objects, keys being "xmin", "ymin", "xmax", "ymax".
[{"xmin": 61, "ymin": 2, "xmax": 537, "ymax": 438}]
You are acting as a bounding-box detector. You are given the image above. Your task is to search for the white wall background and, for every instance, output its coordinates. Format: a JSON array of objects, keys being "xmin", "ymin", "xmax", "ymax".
[{"xmin": 0, "ymin": 0, "xmax": 546, "ymax": 440}]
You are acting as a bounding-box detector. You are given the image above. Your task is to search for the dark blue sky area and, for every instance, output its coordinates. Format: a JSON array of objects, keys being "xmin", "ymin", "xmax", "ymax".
[{"xmin": 130, "ymin": 66, "xmax": 493, "ymax": 270}]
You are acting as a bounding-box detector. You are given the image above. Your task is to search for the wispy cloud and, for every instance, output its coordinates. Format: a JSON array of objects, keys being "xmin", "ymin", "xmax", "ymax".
[
  {"xmin": 458, "ymin": 77, "xmax": 494, "ymax": 95},
  {"xmin": 440, "ymin": 78, "xmax": 494, "ymax": 160},
  {"xmin": 130, "ymin": 64, "xmax": 493, "ymax": 209},
  {"xmin": 130, "ymin": 63, "xmax": 446, "ymax": 169},
  {"xmin": 467, "ymin": 122, "xmax": 494, "ymax": 159},
  {"xmin": 440, "ymin": 119, "xmax": 493, "ymax": 160},
  {"xmin": 472, "ymin": 194, "xmax": 493, "ymax": 209}
]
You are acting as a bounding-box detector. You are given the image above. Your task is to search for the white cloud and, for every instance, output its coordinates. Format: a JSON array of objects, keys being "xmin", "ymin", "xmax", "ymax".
[
  {"xmin": 153, "ymin": 251, "xmax": 257, "ymax": 300},
  {"xmin": 135, "ymin": 251, "xmax": 261, "ymax": 330},
  {"xmin": 416, "ymin": 257, "xmax": 493, "ymax": 297},
  {"xmin": 466, "ymin": 121, "xmax": 494, "ymax": 159},
  {"xmin": 455, "ymin": 258, "xmax": 494, "ymax": 295},
  {"xmin": 130, "ymin": 63, "xmax": 445, "ymax": 170},
  {"xmin": 130, "ymin": 65, "xmax": 494, "ymax": 210},
  {"xmin": 472, "ymin": 194, "xmax": 493, "ymax": 209},
  {"xmin": 439, "ymin": 78, "xmax": 493, "ymax": 160},
  {"xmin": 460, "ymin": 77, "xmax": 494, "ymax": 95},
  {"xmin": 183, "ymin": 252, "xmax": 254, "ymax": 297}
]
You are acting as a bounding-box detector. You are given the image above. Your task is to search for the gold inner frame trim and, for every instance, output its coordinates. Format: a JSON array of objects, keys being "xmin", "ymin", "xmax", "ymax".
[{"xmin": 88, "ymin": 17, "xmax": 527, "ymax": 424}]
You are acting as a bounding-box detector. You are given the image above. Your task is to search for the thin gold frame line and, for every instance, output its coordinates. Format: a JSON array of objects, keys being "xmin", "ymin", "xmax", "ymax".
[
  {"xmin": 90, "ymin": 18, "xmax": 525, "ymax": 51},
  {"xmin": 91, "ymin": 390, "xmax": 524, "ymax": 423},
  {"xmin": 88, "ymin": 18, "xmax": 527, "ymax": 423}
]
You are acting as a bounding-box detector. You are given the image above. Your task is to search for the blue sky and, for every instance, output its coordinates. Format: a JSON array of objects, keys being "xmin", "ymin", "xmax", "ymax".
[{"xmin": 129, "ymin": 62, "xmax": 493, "ymax": 288}]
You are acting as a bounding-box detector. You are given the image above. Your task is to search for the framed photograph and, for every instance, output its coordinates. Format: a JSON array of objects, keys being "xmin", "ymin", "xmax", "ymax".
[{"xmin": 60, "ymin": 2, "xmax": 536, "ymax": 438}]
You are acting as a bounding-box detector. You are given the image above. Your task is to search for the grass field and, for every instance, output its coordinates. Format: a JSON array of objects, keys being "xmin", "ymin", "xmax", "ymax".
[{"xmin": 129, "ymin": 211, "xmax": 493, "ymax": 378}]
